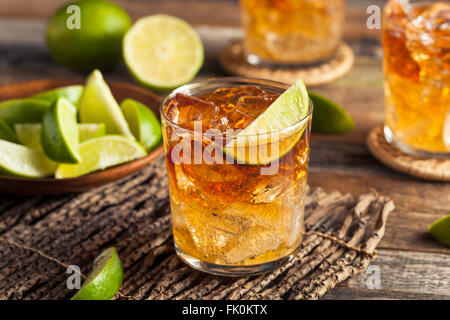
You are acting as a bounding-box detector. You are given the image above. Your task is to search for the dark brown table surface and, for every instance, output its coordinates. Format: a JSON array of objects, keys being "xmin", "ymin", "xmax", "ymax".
[{"xmin": 0, "ymin": 0, "xmax": 449, "ymax": 299}]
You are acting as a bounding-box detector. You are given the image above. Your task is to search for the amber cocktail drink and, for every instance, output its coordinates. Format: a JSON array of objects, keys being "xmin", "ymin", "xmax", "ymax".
[
  {"xmin": 161, "ymin": 78, "xmax": 312, "ymax": 276},
  {"xmin": 240, "ymin": 0, "xmax": 346, "ymax": 65},
  {"xmin": 383, "ymin": 0, "xmax": 450, "ymax": 155}
]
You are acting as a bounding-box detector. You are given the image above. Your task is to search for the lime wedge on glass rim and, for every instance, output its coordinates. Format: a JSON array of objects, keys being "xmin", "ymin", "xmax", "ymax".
[
  {"xmin": 71, "ymin": 247, "xmax": 123, "ymax": 300},
  {"xmin": 41, "ymin": 97, "xmax": 81, "ymax": 164},
  {"xmin": 79, "ymin": 70, "xmax": 134, "ymax": 138},
  {"xmin": 123, "ymin": 14, "xmax": 204, "ymax": 91},
  {"xmin": 121, "ymin": 98, "xmax": 162, "ymax": 152},
  {"xmin": 224, "ymin": 78, "xmax": 310, "ymax": 165},
  {"xmin": 55, "ymin": 135, "xmax": 147, "ymax": 179},
  {"xmin": 15, "ymin": 123, "xmax": 106, "ymax": 151},
  {"xmin": 0, "ymin": 139, "xmax": 56, "ymax": 178}
]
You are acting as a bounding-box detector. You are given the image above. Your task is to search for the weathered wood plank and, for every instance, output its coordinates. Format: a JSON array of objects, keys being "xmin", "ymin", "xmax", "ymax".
[{"xmin": 324, "ymin": 249, "xmax": 450, "ymax": 299}]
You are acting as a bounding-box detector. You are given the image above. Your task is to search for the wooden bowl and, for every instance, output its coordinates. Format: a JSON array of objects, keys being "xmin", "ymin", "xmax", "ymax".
[{"xmin": 0, "ymin": 79, "xmax": 164, "ymax": 195}]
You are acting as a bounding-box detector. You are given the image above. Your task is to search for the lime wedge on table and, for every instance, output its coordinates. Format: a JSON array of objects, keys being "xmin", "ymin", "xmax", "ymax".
[
  {"xmin": 123, "ymin": 14, "xmax": 204, "ymax": 91},
  {"xmin": 55, "ymin": 135, "xmax": 147, "ymax": 179},
  {"xmin": 0, "ymin": 140, "xmax": 56, "ymax": 178},
  {"xmin": 0, "ymin": 118, "xmax": 18, "ymax": 143},
  {"xmin": 41, "ymin": 97, "xmax": 81, "ymax": 164},
  {"xmin": 224, "ymin": 78, "xmax": 310, "ymax": 165},
  {"xmin": 15, "ymin": 123, "xmax": 106, "ymax": 150},
  {"xmin": 0, "ymin": 98, "xmax": 51, "ymax": 125},
  {"xmin": 32, "ymin": 85, "xmax": 84, "ymax": 108},
  {"xmin": 309, "ymin": 92, "xmax": 354, "ymax": 134},
  {"xmin": 121, "ymin": 98, "xmax": 162, "ymax": 152},
  {"xmin": 72, "ymin": 247, "xmax": 123, "ymax": 300},
  {"xmin": 429, "ymin": 215, "xmax": 450, "ymax": 248},
  {"xmin": 79, "ymin": 70, "xmax": 133, "ymax": 138}
]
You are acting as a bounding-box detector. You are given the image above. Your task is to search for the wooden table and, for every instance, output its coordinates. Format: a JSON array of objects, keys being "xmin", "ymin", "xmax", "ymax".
[{"xmin": 0, "ymin": 0, "xmax": 449, "ymax": 299}]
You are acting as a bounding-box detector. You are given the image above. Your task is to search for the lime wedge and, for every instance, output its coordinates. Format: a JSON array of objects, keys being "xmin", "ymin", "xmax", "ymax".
[
  {"xmin": 0, "ymin": 118, "xmax": 18, "ymax": 143},
  {"xmin": 429, "ymin": 214, "xmax": 450, "ymax": 248},
  {"xmin": 72, "ymin": 247, "xmax": 123, "ymax": 300},
  {"xmin": 123, "ymin": 14, "xmax": 204, "ymax": 91},
  {"xmin": 79, "ymin": 70, "xmax": 134, "ymax": 138},
  {"xmin": 32, "ymin": 85, "xmax": 84, "ymax": 108},
  {"xmin": 309, "ymin": 92, "xmax": 354, "ymax": 134},
  {"xmin": 15, "ymin": 123, "xmax": 106, "ymax": 150},
  {"xmin": 41, "ymin": 97, "xmax": 81, "ymax": 164},
  {"xmin": 0, "ymin": 140, "xmax": 56, "ymax": 178},
  {"xmin": 55, "ymin": 135, "xmax": 147, "ymax": 179},
  {"xmin": 224, "ymin": 78, "xmax": 310, "ymax": 165},
  {"xmin": 0, "ymin": 98, "xmax": 52, "ymax": 125},
  {"xmin": 121, "ymin": 98, "xmax": 162, "ymax": 152}
]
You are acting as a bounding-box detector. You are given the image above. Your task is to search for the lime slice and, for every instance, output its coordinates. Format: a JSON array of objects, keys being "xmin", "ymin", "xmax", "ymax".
[
  {"xmin": 79, "ymin": 70, "xmax": 134, "ymax": 138},
  {"xmin": 15, "ymin": 123, "xmax": 106, "ymax": 150},
  {"xmin": 224, "ymin": 78, "xmax": 310, "ymax": 165},
  {"xmin": 32, "ymin": 85, "xmax": 84, "ymax": 108},
  {"xmin": 0, "ymin": 118, "xmax": 18, "ymax": 143},
  {"xmin": 71, "ymin": 247, "xmax": 123, "ymax": 300},
  {"xmin": 429, "ymin": 214, "xmax": 450, "ymax": 248},
  {"xmin": 0, "ymin": 140, "xmax": 56, "ymax": 178},
  {"xmin": 41, "ymin": 97, "xmax": 81, "ymax": 164},
  {"xmin": 121, "ymin": 98, "xmax": 162, "ymax": 152},
  {"xmin": 309, "ymin": 92, "xmax": 354, "ymax": 134},
  {"xmin": 0, "ymin": 98, "xmax": 52, "ymax": 125},
  {"xmin": 123, "ymin": 14, "xmax": 204, "ymax": 91},
  {"xmin": 55, "ymin": 135, "xmax": 147, "ymax": 179}
]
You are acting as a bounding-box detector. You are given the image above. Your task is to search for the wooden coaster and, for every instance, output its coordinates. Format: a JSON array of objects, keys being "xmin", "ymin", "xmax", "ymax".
[
  {"xmin": 219, "ymin": 40, "xmax": 354, "ymax": 86},
  {"xmin": 367, "ymin": 125, "xmax": 450, "ymax": 181}
]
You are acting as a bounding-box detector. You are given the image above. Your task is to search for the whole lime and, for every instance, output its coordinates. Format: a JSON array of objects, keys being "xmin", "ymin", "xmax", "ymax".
[{"xmin": 47, "ymin": 0, "xmax": 132, "ymax": 72}]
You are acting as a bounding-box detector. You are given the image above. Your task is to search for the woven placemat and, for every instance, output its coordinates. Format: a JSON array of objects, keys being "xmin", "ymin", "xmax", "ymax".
[
  {"xmin": 0, "ymin": 157, "xmax": 393, "ymax": 300},
  {"xmin": 219, "ymin": 41, "xmax": 354, "ymax": 86},
  {"xmin": 367, "ymin": 125, "xmax": 450, "ymax": 182}
]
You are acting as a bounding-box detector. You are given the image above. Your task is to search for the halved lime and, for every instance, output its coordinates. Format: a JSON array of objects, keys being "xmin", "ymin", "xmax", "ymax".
[
  {"xmin": 41, "ymin": 97, "xmax": 81, "ymax": 164},
  {"xmin": 79, "ymin": 70, "xmax": 134, "ymax": 138},
  {"xmin": 224, "ymin": 79, "xmax": 310, "ymax": 165},
  {"xmin": 71, "ymin": 247, "xmax": 123, "ymax": 300},
  {"xmin": 309, "ymin": 92, "xmax": 354, "ymax": 134},
  {"xmin": 32, "ymin": 85, "xmax": 84, "ymax": 108},
  {"xmin": 0, "ymin": 98, "xmax": 52, "ymax": 125},
  {"xmin": 15, "ymin": 123, "xmax": 106, "ymax": 150},
  {"xmin": 55, "ymin": 135, "xmax": 147, "ymax": 179},
  {"xmin": 0, "ymin": 140, "xmax": 56, "ymax": 178},
  {"xmin": 429, "ymin": 214, "xmax": 450, "ymax": 248},
  {"xmin": 0, "ymin": 118, "xmax": 18, "ymax": 143},
  {"xmin": 123, "ymin": 14, "xmax": 204, "ymax": 91},
  {"xmin": 121, "ymin": 98, "xmax": 162, "ymax": 152}
]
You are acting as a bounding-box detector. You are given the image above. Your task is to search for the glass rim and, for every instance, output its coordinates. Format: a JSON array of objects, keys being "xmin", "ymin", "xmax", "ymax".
[{"xmin": 160, "ymin": 77, "xmax": 314, "ymax": 138}]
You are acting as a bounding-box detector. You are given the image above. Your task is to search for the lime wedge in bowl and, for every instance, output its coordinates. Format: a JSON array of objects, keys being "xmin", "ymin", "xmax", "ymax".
[
  {"xmin": 224, "ymin": 78, "xmax": 310, "ymax": 165},
  {"xmin": 0, "ymin": 140, "xmax": 56, "ymax": 178},
  {"xmin": 0, "ymin": 98, "xmax": 52, "ymax": 125},
  {"xmin": 32, "ymin": 85, "xmax": 84, "ymax": 108},
  {"xmin": 72, "ymin": 247, "xmax": 123, "ymax": 300},
  {"xmin": 55, "ymin": 135, "xmax": 147, "ymax": 179},
  {"xmin": 121, "ymin": 98, "xmax": 162, "ymax": 152},
  {"xmin": 79, "ymin": 70, "xmax": 134, "ymax": 138},
  {"xmin": 0, "ymin": 118, "xmax": 18, "ymax": 143},
  {"xmin": 123, "ymin": 14, "xmax": 204, "ymax": 91},
  {"xmin": 15, "ymin": 123, "xmax": 106, "ymax": 151},
  {"xmin": 41, "ymin": 97, "xmax": 81, "ymax": 164}
]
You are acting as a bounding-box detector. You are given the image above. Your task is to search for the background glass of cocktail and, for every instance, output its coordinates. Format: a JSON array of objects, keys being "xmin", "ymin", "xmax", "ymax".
[
  {"xmin": 383, "ymin": 0, "xmax": 450, "ymax": 156},
  {"xmin": 239, "ymin": 0, "xmax": 346, "ymax": 65},
  {"xmin": 161, "ymin": 78, "xmax": 312, "ymax": 276}
]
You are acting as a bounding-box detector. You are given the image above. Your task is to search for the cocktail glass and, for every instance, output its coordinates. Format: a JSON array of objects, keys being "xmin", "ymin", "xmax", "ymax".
[
  {"xmin": 160, "ymin": 78, "xmax": 313, "ymax": 276},
  {"xmin": 240, "ymin": 0, "xmax": 346, "ymax": 65},
  {"xmin": 383, "ymin": 0, "xmax": 450, "ymax": 156}
]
